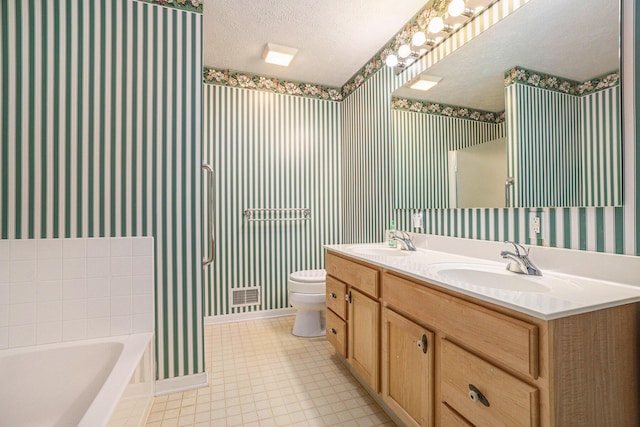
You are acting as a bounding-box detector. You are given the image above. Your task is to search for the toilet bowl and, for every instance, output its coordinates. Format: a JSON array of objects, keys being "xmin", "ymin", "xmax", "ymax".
[{"xmin": 288, "ymin": 269, "xmax": 327, "ymax": 337}]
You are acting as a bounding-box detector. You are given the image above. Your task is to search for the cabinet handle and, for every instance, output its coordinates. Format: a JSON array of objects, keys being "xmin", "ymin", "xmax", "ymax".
[
  {"xmin": 416, "ymin": 334, "xmax": 428, "ymax": 354},
  {"xmin": 330, "ymin": 328, "xmax": 337, "ymax": 335},
  {"xmin": 345, "ymin": 291, "xmax": 352, "ymax": 303},
  {"xmin": 468, "ymin": 384, "xmax": 490, "ymax": 407},
  {"xmin": 329, "ymin": 292, "xmax": 337, "ymax": 299}
]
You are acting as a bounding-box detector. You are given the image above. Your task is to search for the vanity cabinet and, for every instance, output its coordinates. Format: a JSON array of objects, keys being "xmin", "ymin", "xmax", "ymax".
[
  {"xmin": 325, "ymin": 249, "xmax": 640, "ymax": 427},
  {"xmin": 325, "ymin": 252, "xmax": 380, "ymax": 392},
  {"xmin": 381, "ymin": 307, "xmax": 434, "ymax": 427}
]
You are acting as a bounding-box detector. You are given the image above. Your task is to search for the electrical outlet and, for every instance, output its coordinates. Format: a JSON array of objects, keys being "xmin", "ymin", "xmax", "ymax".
[
  {"xmin": 412, "ymin": 212, "xmax": 423, "ymax": 229},
  {"xmin": 530, "ymin": 216, "xmax": 540, "ymax": 234}
]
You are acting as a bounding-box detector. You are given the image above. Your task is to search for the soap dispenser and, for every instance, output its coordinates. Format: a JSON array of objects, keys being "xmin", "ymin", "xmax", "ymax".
[{"xmin": 388, "ymin": 220, "xmax": 397, "ymax": 248}]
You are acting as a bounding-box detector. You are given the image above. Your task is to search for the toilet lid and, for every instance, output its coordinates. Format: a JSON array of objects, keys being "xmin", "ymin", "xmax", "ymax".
[{"xmin": 289, "ymin": 269, "xmax": 326, "ymax": 283}]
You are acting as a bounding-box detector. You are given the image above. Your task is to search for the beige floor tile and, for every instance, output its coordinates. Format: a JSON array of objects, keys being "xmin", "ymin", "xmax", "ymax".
[{"xmin": 146, "ymin": 316, "xmax": 394, "ymax": 426}]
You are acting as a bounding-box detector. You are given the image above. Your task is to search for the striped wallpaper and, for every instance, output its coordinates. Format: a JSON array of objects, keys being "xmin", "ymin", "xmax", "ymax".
[
  {"xmin": 393, "ymin": 110, "xmax": 505, "ymax": 209},
  {"xmin": 581, "ymin": 86, "xmax": 622, "ymax": 206},
  {"xmin": 506, "ymin": 83, "xmax": 582, "ymax": 207},
  {"xmin": 0, "ymin": 0, "xmax": 204, "ymax": 380},
  {"xmin": 202, "ymin": 84, "xmax": 342, "ymax": 316}
]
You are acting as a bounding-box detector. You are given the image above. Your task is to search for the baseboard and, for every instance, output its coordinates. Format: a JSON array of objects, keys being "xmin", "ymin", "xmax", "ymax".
[
  {"xmin": 154, "ymin": 372, "xmax": 209, "ymax": 396},
  {"xmin": 204, "ymin": 308, "xmax": 296, "ymax": 325}
]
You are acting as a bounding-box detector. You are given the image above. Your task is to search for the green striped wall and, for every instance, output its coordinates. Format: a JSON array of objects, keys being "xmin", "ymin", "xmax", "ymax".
[
  {"xmin": 0, "ymin": 0, "xmax": 203, "ymax": 380},
  {"xmin": 506, "ymin": 83, "xmax": 582, "ymax": 207},
  {"xmin": 393, "ymin": 110, "xmax": 505, "ymax": 209},
  {"xmin": 581, "ymin": 86, "xmax": 622, "ymax": 206},
  {"xmin": 343, "ymin": 0, "xmax": 638, "ymax": 255},
  {"xmin": 202, "ymin": 84, "xmax": 342, "ymax": 316}
]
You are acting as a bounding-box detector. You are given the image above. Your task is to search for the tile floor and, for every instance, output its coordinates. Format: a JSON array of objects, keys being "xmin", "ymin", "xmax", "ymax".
[{"xmin": 145, "ymin": 316, "xmax": 395, "ymax": 427}]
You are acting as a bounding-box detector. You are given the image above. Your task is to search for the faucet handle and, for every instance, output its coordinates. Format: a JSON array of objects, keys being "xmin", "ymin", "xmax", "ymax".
[{"xmin": 504, "ymin": 240, "xmax": 528, "ymax": 256}]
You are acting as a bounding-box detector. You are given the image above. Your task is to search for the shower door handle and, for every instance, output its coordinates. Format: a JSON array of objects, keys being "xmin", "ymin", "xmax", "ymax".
[{"xmin": 202, "ymin": 163, "xmax": 215, "ymax": 267}]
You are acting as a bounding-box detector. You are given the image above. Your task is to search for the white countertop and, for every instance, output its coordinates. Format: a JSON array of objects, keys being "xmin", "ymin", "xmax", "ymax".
[{"xmin": 325, "ymin": 243, "xmax": 640, "ymax": 320}]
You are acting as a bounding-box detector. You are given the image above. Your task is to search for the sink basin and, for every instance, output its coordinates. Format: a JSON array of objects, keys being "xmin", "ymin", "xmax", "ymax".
[
  {"xmin": 347, "ymin": 244, "xmax": 414, "ymax": 257},
  {"xmin": 427, "ymin": 263, "xmax": 565, "ymax": 293}
]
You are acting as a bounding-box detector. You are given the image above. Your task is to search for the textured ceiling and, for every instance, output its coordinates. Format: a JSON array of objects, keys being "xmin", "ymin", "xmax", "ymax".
[
  {"xmin": 202, "ymin": 0, "xmax": 429, "ymax": 87},
  {"xmin": 393, "ymin": 0, "xmax": 620, "ymax": 111}
]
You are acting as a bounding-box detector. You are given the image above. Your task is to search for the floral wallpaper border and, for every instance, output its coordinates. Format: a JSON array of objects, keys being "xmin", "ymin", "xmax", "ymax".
[
  {"xmin": 203, "ymin": 67, "xmax": 343, "ymax": 101},
  {"xmin": 504, "ymin": 66, "xmax": 620, "ymax": 96},
  {"xmin": 342, "ymin": 0, "xmax": 449, "ymax": 99},
  {"xmin": 391, "ymin": 96, "xmax": 506, "ymax": 124},
  {"xmin": 136, "ymin": 0, "xmax": 203, "ymax": 14}
]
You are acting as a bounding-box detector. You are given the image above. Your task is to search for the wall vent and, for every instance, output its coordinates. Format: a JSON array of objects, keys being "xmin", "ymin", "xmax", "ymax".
[{"xmin": 230, "ymin": 287, "xmax": 261, "ymax": 308}]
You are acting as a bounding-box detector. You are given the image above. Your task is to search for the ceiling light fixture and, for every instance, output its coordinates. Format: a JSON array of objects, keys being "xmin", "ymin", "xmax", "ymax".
[
  {"xmin": 409, "ymin": 74, "xmax": 442, "ymax": 91},
  {"xmin": 262, "ymin": 43, "xmax": 298, "ymax": 67},
  {"xmin": 384, "ymin": 0, "xmax": 492, "ymax": 73}
]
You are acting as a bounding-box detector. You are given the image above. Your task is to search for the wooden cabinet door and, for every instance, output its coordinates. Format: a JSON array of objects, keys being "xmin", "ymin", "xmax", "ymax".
[
  {"xmin": 382, "ymin": 308, "xmax": 434, "ymax": 427},
  {"xmin": 348, "ymin": 287, "xmax": 380, "ymax": 392}
]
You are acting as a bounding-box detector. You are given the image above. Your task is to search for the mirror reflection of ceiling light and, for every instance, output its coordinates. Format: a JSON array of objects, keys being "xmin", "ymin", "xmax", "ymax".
[
  {"xmin": 409, "ymin": 74, "xmax": 442, "ymax": 91},
  {"xmin": 448, "ymin": 0, "xmax": 466, "ymax": 16},
  {"xmin": 428, "ymin": 16, "xmax": 445, "ymax": 33},
  {"xmin": 262, "ymin": 43, "xmax": 298, "ymax": 67}
]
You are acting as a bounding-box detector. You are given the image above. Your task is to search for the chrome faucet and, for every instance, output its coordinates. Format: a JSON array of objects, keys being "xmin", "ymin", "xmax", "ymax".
[
  {"xmin": 391, "ymin": 230, "xmax": 417, "ymax": 251},
  {"xmin": 500, "ymin": 241, "xmax": 542, "ymax": 276}
]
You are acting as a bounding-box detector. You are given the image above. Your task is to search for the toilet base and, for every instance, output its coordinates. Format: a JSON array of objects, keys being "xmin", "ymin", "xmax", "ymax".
[{"xmin": 292, "ymin": 310, "xmax": 326, "ymax": 337}]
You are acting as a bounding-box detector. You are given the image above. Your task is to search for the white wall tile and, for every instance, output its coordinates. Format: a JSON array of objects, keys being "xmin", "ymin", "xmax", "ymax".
[
  {"xmin": 0, "ymin": 240, "xmax": 9, "ymax": 261},
  {"xmin": 9, "ymin": 303, "xmax": 36, "ymax": 325},
  {"xmin": 62, "ymin": 319, "xmax": 87, "ymax": 341},
  {"xmin": 63, "ymin": 300, "xmax": 87, "ymax": 321},
  {"xmin": 10, "ymin": 283, "xmax": 36, "ymax": 304},
  {"xmin": 133, "ymin": 295, "xmax": 153, "ymax": 314},
  {"xmin": 111, "ymin": 296, "xmax": 132, "ymax": 316},
  {"xmin": 133, "ymin": 276, "xmax": 154, "ymax": 295},
  {"xmin": 62, "ymin": 258, "xmax": 86, "ymax": 279},
  {"xmin": 37, "ymin": 258, "xmax": 63, "ymax": 281},
  {"xmin": 63, "ymin": 239, "xmax": 87, "ymax": 259},
  {"xmin": 132, "ymin": 238, "xmax": 153, "ymax": 256},
  {"xmin": 87, "ymin": 298, "xmax": 110, "ymax": 318},
  {"xmin": 10, "ymin": 260, "xmax": 36, "ymax": 282},
  {"xmin": 37, "ymin": 239, "xmax": 62, "ymax": 259},
  {"xmin": 132, "ymin": 256, "xmax": 153, "ymax": 276},
  {"xmin": 133, "ymin": 313, "xmax": 154, "ymax": 333},
  {"xmin": 110, "ymin": 238, "xmax": 132, "ymax": 257},
  {"xmin": 10, "ymin": 240, "xmax": 36, "ymax": 260},
  {"xmin": 0, "ymin": 327, "xmax": 7, "ymax": 349},
  {"xmin": 87, "ymin": 277, "xmax": 110, "ymax": 298},
  {"xmin": 110, "ymin": 257, "xmax": 132, "ymax": 276},
  {"xmin": 37, "ymin": 301, "xmax": 62, "ymax": 323},
  {"xmin": 111, "ymin": 276, "xmax": 132, "ymax": 296},
  {"xmin": 111, "ymin": 316, "xmax": 132, "ymax": 336},
  {"xmin": 87, "ymin": 238, "xmax": 110, "ymax": 257},
  {"xmin": 36, "ymin": 281, "xmax": 62, "ymax": 302},
  {"xmin": 86, "ymin": 257, "xmax": 109, "ymax": 278},
  {"xmin": 36, "ymin": 322, "xmax": 62, "ymax": 344},
  {"xmin": 87, "ymin": 317, "xmax": 110, "ymax": 338},
  {"xmin": 0, "ymin": 261, "xmax": 9, "ymax": 283},
  {"xmin": 0, "ymin": 283, "xmax": 9, "ymax": 301},
  {"xmin": 0, "ymin": 305, "xmax": 8, "ymax": 327},
  {"xmin": 9, "ymin": 324, "xmax": 36, "ymax": 347},
  {"xmin": 63, "ymin": 279, "xmax": 87, "ymax": 300}
]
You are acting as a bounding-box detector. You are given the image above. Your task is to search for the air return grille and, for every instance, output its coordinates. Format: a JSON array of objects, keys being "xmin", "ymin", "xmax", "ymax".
[{"xmin": 231, "ymin": 287, "xmax": 261, "ymax": 308}]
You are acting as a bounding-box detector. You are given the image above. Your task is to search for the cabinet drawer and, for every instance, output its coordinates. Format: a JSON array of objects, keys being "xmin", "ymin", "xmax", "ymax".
[
  {"xmin": 440, "ymin": 403, "xmax": 472, "ymax": 427},
  {"xmin": 441, "ymin": 340, "xmax": 539, "ymax": 427},
  {"xmin": 326, "ymin": 252, "xmax": 379, "ymax": 297},
  {"xmin": 383, "ymin": 273, "xmax": 539, "ymax": 378},
  {"xmin": 326, "ymin": 277, "xmax": 347, "ymax": 320},
  {"xmin": 326, "ymin": 309, "xmax": 347, "ymax": 357}
]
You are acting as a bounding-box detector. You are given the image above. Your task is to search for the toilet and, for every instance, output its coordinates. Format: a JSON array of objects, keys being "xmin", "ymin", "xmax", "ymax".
[{"xmin": 288, "ymin": 269, "xmax": 327, "ymax": 337}]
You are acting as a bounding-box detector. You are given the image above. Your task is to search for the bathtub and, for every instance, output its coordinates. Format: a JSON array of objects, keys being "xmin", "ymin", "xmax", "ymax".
[{"xmin": 0, "ymin": 333, "xmax": 154, "ymax": 427}]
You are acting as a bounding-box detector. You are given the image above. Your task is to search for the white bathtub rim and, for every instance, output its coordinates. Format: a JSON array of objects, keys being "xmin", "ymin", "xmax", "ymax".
[{"xmin": 78, "ymin": 333, "xmax": 154, "ymax": 427}]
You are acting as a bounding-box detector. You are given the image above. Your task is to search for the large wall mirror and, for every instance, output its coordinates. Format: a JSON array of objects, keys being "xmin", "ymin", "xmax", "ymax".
[{"xmin": 392, "ymin": 0, "xmax": 621, "ymax": 209}]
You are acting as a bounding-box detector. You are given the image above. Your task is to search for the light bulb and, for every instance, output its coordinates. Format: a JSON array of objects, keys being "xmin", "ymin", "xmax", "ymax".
[
  {"xmin": 428, "ymin": 17, "xmax": 444, "ymax": 33},
  {"xmin": 412, "ymin": 31, "xmax": 427, "ymax": 47},
  {"xmin": 385, "ymin": 54, "xmax": 399, "ymax": 67},
  {"xmin": 405, "ymin": 57, "xmax": 416, "ymax": 66},
  {"xmin": 398, "ymin": 44, "xmax": 412, "ymax": 58},
  {"xmin": 448, "ymin": 0, "xmax": 465, "ymax": 17}
]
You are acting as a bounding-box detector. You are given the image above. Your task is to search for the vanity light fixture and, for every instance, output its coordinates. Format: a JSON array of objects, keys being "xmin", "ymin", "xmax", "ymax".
[
  {"xmin": 262, "ymin": 43, "xmax": 298, "ymax": 67},
  {"xmin": 409, "ymin": 74, "xmax": 442, "ymax": 91}
]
